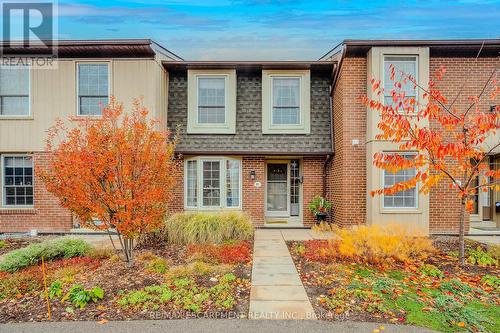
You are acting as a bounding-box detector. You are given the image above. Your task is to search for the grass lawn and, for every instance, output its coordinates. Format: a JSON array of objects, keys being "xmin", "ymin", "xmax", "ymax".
[
  {"xmin": 288, "ymin": 238, "xmax": 499, "ymax": 333},
  {"xmin": 0, "ymin": 239, "xmax": 252, "ymax": 322}
]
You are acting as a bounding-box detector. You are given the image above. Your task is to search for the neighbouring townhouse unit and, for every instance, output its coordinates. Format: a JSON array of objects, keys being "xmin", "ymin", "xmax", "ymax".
[{"xmin": 0, "ymin": 39, "xmax": 499, "ymax": 235}]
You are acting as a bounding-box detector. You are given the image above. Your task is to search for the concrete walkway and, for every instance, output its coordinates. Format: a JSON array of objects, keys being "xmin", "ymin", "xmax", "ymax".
[{"xmin": 249, "ymin": 229, "xmax": 315, "ymax": 320}]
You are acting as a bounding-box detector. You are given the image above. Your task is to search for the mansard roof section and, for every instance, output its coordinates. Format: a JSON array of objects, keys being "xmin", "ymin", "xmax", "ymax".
[
  {"xmin": 1, "ymin": 39, "xmax": 184, "ymax": 60},
  {"xmin": 162, "ymin": 60, "xmax": 334, "ymax": 73}
]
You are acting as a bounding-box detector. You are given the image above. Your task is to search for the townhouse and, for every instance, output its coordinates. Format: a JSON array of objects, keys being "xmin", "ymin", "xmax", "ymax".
[{"xmin": 0, "ymin": 39, "xmax": 499, "ymax": 234}]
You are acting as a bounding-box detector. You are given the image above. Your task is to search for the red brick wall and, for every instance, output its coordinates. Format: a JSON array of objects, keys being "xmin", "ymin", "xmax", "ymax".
[
  {"xmin": 329, "ymin": 57, "xmax": 367, "ymax": 227},
  {"xmin": 242, "ymin": 156, "xmax": 266, "ymax": 226},
  {"xmin": 169, "ymin": 157, "xmax": 184, "ymax": 215},
  {"xmin": 428, "ymin": 57, "xmax": 499, "ymax": 234},
  {"xmin": 302, "ymin": 156, "xmax": 325, "ymax": 226},
  {"xmin": 0, "ymin": 152, "xmax": 73, "ymax": 233}
]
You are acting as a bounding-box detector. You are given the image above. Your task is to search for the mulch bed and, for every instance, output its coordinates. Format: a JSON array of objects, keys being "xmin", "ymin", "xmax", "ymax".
[
  {"xmin": 286, "ymin": 237, "xmax": 500, "ymax": 324},
  {"xmin": 0, "ymin": 242, "xmax": 252, "ymax": 323}
]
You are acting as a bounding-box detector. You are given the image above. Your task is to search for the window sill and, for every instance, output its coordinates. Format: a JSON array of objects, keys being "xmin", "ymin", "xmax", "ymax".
[
  {"xmin": 0, "ymin": 207, "xmax": 36, "ymax": 215},
  {"xmin": 380, "ymin": 208, "xmax": 421, "ymax": 214},
  {"xmin": 187, "ymin": 125, "xmax": 235, "ymax": 135},
  {"xmin": 262, "ymin": 126, "xmax": 310, "ymax": 135},
  {"xmin": 185, "ymin": 207, "xmax": 242, "ymax": 211},
  {"xmin": 0, "ymin": 116, "xmax": 33, "ymax": 120}
]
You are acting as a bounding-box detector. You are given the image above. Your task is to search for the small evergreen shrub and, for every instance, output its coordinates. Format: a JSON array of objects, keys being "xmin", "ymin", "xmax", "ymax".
[
  {"xmin": 165, "ymin": 211, "xmax": 253, "ymax": 244},
  {"xmin": 0, "ymin": 237, "xmax": 92, "ymax": 272}
]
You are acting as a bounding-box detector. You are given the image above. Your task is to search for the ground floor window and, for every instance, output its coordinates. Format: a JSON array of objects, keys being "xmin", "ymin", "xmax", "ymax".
[
  {"xmin": 184, "ymin": 157, "xmax": 241, "ymax": 209},
  {"xmin": 2, "ymin": 155, "xmax": 34, "ymax": 206},
  {"xmin": 382, "ymin": 153, "xmax": 417, "ymax": 209}
]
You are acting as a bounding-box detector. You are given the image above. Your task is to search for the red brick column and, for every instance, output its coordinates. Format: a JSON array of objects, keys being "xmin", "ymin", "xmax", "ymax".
[
  {"xmin": 242, "ymin": 156, "xmax": 265, "ymax": 226},
  {"xmin": 302, "ymin": 156, "xmax": 324, "ymax": 227}
]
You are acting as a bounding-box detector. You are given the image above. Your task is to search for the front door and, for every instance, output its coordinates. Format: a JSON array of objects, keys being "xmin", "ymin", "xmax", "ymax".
[{"xmin": 266, "ymin": 163, "xmax": 289, "ymax": 217}]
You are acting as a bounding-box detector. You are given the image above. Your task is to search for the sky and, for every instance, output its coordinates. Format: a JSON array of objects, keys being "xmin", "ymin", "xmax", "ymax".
[{"xmin": 21, "ymin": 0, "xmax": 500, "ymax": 59}]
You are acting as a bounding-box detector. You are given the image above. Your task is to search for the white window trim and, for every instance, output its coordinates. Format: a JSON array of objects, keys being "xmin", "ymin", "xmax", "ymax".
[
  {"xmin": 381, "ymin": 152, "xmax": 419, "ymax": 211},
  {"xmin": 76, "ymin": 61, "xmax": 112, "ymax": 117},
  {"xmin": 184, "ymin": 156, "xmax": 242, "ymax": 210},
  {"xmin": 262, "ymin": 70, "xmax": 310, "ymax": 134},
  {"xmin": 0, "ymin": 65, "xmax": 32, "ymax": 118},
  {"xmin": 382, "ymin": 54, "xmax": 419, "ymax": 113},
  {"xmin": 1, "ymin": 154, "xmax": 34, "ymax": 208},
  {"xmin": 187, "ymin": 69, "xmax": 236, "ymax": 134}
]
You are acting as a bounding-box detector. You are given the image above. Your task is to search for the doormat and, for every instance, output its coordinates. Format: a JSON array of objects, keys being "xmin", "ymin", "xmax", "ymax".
[
  {"xmin": 472, "ymin": 227, "xmax": 500, "ymax": 232},
  {"xmin": 266, "ymin": 220, "xmax": 288, "ymax": 224}
]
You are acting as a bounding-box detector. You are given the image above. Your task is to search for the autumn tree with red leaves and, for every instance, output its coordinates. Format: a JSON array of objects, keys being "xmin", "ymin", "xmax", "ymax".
[
  {"xmin": 364, "ymin": 59, "xmax": 499, "ymax": 265},
  {"xmin": 40, "ymin": 98, "xmax": 179, "ymax": 266}
]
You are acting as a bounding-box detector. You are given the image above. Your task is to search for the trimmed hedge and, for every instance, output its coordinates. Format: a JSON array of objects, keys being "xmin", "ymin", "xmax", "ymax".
[
  {"xmin": 165, "ymin": 211, "xmax": 253, "ymax": 245},
  {"xmin": 0, "ymin": 237, "xmax": 92, "ymax": 273}
]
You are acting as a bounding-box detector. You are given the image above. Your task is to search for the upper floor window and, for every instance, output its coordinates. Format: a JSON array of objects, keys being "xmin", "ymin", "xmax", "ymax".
[
  {"xmin": 187, "ymin": 70, "xmax": 236, "ymax": 134},
  {"xmin": 262, "ymin": 70, "xmax": 310, "ymax": 134},
  {"xmin": 272, "ymin": 77, "xmax": 300, "ymax": 125},
  {"xmin": 198, "ymin": 77, "xmax": 226, "ymax": 124},
  {"xmin": 0, "ymin": 66, "xmax": 30, "ymax": 116},
  {"xmin": 383, "ymin": 56, "xmax": 417, "ymax": 108},
  {"xmin": 2, "ymin": 155, "xmax": 34, "ymax": 207},
  {"xmin": 184, "ymin": 157, "xmax": 241, "ymax": 209},
  {"xmin": 382, "ymin": 152, "xmax": 417, "ymax": 209},
  {"xmin": 77, "ymin": 63, "xmax": 109, "ymax": 116}
]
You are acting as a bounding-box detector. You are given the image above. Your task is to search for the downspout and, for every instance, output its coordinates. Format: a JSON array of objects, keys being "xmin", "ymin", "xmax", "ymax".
[{"xmin": 322, "ymin": 154, "xmax": 332, "ymax": 198}]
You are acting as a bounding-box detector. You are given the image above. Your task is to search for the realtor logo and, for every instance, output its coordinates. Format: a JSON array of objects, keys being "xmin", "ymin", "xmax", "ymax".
[{"xmin": 1, "ymin": 1, "xmax": 58, "ymax": 67}]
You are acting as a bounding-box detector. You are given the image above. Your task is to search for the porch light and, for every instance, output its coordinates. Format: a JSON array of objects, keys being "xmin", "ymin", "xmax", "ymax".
[{"xmin": 250, "ymin": 170, "xmax": 256, "ymax": 180}]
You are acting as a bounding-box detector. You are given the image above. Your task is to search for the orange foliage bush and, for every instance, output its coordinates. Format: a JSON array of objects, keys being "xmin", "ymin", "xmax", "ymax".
[{"xmin": 306, "ymin": 224, "xmax": 435, "ymax": 264}]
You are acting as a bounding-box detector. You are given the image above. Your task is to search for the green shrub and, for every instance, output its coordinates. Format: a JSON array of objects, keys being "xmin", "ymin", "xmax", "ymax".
[
  {"xmin": 419, "ymin": 264, "xmax": 444, "ymax": 279},
  {"xmin": 165, "ymin": 261, "xmax": 231, "ymax": 279},
  {"xmin": 0, "ymin": 240, "xmax": 5, "ymax": 249},
  {"xmin": 63, "ymin": 284, "xmax": 104, "ymax": 309},
  {"xmin": 48, "ymin": 280, "xmax": 63, "ymax": 299},
  {"xmin": 165, "ymin": 211, "xmax": 253, "ymax": 244},
  {"xmin": 0, "ymin": 237, "xmax": 92, "ymax": 273},
  {"xmin": 145, "ymin": 256, "xmax": 169, "ymax": 274},
  {"xmin": 467, "ymin": 246, "xmax": 498, "ymax": 267}
]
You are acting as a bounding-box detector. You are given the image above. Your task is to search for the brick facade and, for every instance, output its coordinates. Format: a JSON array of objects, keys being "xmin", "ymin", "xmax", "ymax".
[
  {"xmin": 170, "ymin": 155, "xmax": 325, "ymax": 227},
  {"xmin": 0, "ymin": 152, "xmax": 73, "ymax": 233},
  {"xmin": 330, "ymin": 54, "xmax": 499, "ymax": 234},
  {"xmin": 428, "ymin": 57, "xmax": 499, "ymax": 233},
  {"xmin": 329, "ymin": 57, "xmax": 367, "ymax": 227}
]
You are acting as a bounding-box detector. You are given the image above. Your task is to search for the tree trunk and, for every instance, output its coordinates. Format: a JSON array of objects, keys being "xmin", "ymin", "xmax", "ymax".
[{"xmin": 458, "ymin": 198, "xmax": 466, "ymax": 266}]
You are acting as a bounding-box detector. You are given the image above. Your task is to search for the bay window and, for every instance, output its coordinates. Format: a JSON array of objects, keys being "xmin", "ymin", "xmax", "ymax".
[{"xmin": 185, "ymin": 157, "xmax": 241, "ymax": 209}]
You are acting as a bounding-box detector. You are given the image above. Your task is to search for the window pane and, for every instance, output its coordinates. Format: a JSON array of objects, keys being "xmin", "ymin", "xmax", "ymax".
[
  {"xmin": 78, "ymin": 64, "xmax": 109, "ymax": 115},
  {"xmin": 0, "ymin": 66, "xmax": 29, "ymax": 116},
  {"xmin": 226, "ymin": 160, "xmax": 240, "ymax": 207},
  {"xmin": 384, "ymin": 56, "xmax": 417, "ymax": 101},
  {"xmin": 3, "ymin": 156, "xmax": 33, "ymax": 206},
  {"xmin": 198, "ymin": 77, "xmax": 225, "ymax": 124},
  {"xmin": 186, "ymin": 160, "xmax": 197, "ymax": 207},
  {"xmin": 272, "ymin": 77, "xmax": 300, "ymax": 125},
  {"xmin": 202, "ymin": 161, "xmax": 220, "ymax": 207},
  {"xmin": 383, "ymin": 153, "xmax": 417, "ymax": 208}
]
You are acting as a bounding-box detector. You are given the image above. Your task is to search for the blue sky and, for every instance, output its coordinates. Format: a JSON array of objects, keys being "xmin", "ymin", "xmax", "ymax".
[{"xmin": 52, "ymin": 0, "xmax": 500, "ymax": 59}]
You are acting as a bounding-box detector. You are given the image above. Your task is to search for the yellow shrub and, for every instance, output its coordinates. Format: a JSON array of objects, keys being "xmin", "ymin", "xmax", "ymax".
[{"xmin": 327, "ymin": 224, "xmax": 435, "ymax": 264}]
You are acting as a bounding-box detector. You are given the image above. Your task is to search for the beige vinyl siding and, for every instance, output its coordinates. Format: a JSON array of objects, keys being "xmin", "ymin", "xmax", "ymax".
[{"xmin": 0, "ymin": 59, "xmax": 168, "ymax": 152}]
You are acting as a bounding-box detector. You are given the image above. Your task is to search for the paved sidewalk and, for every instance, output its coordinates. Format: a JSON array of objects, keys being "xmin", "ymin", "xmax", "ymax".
[{"xmin": 249, "ymin": 229, "xmax": 315, "ymax": 320}]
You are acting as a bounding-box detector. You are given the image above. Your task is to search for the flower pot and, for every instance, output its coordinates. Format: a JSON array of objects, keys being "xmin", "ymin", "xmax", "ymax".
[{"xmin": 316, "ymin": 213, "xmax": 327, "ymax": 224}]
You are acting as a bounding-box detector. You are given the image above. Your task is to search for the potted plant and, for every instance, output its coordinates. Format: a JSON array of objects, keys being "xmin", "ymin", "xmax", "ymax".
[{"xmin": 308, "ymin": 196, "xmax": 332, "ymax": 224}]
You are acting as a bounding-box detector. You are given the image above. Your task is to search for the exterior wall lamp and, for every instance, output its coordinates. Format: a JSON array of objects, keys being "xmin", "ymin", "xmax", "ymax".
[{"xmin": 250, "ymin": 170, "xmax": 256, "ymax": 180}]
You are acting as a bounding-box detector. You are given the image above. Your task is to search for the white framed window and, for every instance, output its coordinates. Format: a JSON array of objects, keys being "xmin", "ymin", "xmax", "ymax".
[
  {"xmin": 184, "ymin": 157, "xmax": 241, "ymax": 209},
  {"xmin": 187, "ymin": 70, "xmax": 236, "ymax": 134},
  {"xmin": 77, "ymin": 63, "xmax": 110, "ymax": 116},
  {"xmin": 0, "ymin": 65, "xmax": 30, "ymax": 116},
  {"xmin": 262, "ymin": 70, "xmax": 310, "ymax": 134},
  {"xmin": 2, "ymin": 155, "xmax": 34, "ymax": 207},
  {"xmin": 382, "ymin": 153, "xmax": 418, "ymax": 209},
  {"xmin": 383, "ymin": 55, "xmax": 418, "ymax": 110}
]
